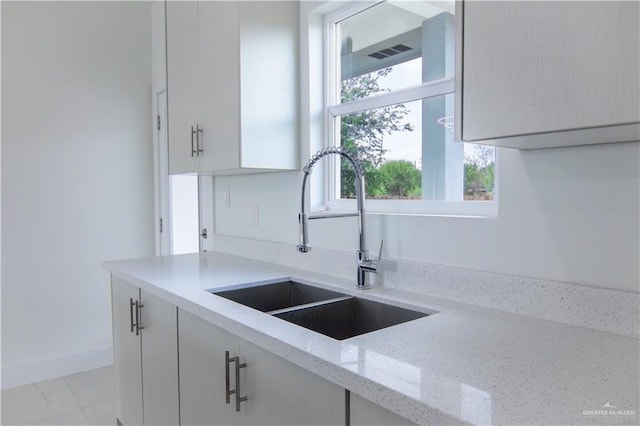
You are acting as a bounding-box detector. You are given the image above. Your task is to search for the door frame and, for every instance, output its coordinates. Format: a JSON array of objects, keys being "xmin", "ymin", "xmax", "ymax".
[{"xmin": 154, "ymin": 90, "xmax": 171, "ymax": 255}]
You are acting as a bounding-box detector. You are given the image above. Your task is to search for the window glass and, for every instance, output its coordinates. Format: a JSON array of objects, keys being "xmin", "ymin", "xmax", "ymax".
[
  {"xmin": 339, "ymin": 98, "xmax": 423, "ymax": 199},
  {"xmin": 338, "ymin": 1, "xmax": 455, "ymax": 102},
  {"xmin": 330, "ymin": 1, "xmax": 495, "ymax": 204}
]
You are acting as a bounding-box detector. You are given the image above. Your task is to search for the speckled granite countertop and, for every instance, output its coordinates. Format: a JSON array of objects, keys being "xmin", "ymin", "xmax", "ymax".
[{"xmin": 104, "ymin": 251, "xmax": 639, "ymax": 425}]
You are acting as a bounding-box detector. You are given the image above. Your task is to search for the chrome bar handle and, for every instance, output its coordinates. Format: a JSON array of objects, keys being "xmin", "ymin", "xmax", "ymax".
[
  {"xmin": 134, "ymin": 300, "xmax": 144, "ymax": 336},
  {"xmin": 307, "ymin": 211, "xmax": 359, "ymax": 220},
  {"xmin": 235, "ymin": 357, "xmax": 247, "ymax": 412},
  {"xmin": 129, "ymin": 298, "xmax": 135, "ymax": 334},
  {"xmin": 225, "ymin": 351, "xmax": 235, "ymax": 404},
  {"xmin": 190, "ymin": 125, "xmax": 197, "ymax": 157},
  {"xmin": 196, "ymin": 124, "xmax": 203, "ymax": 155}
]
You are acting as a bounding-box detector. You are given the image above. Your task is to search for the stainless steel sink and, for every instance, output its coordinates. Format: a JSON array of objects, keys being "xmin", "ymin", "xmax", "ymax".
[
  {"xmin": 211, "ymin": 280, "xmax": 431, "ymax": 340},
  {"xmin": 212, "ymin": 280, "xmax": 348, "ymax": 313},
  {"xmin": 274, "ymin": 297, "xmax": 429, "ymax": 340}
]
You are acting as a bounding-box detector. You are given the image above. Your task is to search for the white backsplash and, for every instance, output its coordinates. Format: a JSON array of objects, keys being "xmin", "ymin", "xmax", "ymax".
[{"xmin": 212, "ymin": 234, "xmax": 639, "ymax": 338}]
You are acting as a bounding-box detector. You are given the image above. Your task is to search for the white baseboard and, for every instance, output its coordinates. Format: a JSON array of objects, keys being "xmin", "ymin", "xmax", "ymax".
[{"xmin": 1, "ymin": 346, "xmax": 113, "ymax": 390}]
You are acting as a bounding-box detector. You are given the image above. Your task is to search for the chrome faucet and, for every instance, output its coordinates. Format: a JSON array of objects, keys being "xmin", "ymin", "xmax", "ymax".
[{"xmin": 297, "ymin": 147, "xmax": 381, "ymax": 289}]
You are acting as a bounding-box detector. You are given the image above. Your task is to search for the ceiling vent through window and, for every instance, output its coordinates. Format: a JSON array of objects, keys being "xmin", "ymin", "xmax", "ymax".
[
  {"xmin": 341, "ymin": 28, "xmax": 422, "ymax": 80},
  {"xmin": 368, "ymin": 44, "xmax": 413, "ymax": 60}
]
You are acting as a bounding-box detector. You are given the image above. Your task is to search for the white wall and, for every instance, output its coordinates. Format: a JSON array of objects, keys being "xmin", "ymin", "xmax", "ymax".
[
  {"xmin": 214, "ymin": 2, "xmax": 639, "ymax": 295},
  {"xmin": 1, "ymin": 1, "xmax": 154, "ymax": 388}
]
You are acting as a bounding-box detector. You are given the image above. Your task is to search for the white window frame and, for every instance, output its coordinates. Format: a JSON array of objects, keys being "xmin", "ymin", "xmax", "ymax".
[{"xmin": 322, "ymin": 0, "xmax": 498, "ymax": 217}]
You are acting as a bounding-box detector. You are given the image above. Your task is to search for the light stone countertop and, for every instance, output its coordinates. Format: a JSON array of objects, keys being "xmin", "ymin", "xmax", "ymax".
[{"xmin": 104, "ymin": 251, "xmax": 639, "ymax": 425}]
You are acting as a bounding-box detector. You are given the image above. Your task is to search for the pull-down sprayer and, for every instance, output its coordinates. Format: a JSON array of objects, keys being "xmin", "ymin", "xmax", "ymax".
[{"xmin": 297, "ymin": 147, "xmax": 380, "ymax": 289}]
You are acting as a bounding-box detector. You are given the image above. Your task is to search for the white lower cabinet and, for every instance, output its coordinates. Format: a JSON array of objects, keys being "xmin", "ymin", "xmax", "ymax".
[
  {"xmin": 350, "ymin": 393, "xmax": 417, "ymax": 426},
  {"xmin": 112, "ymin": 278, "xmax": 143, "ymax": 426},
  {"xmin": 112, "ymin": 277, "xmax": 416, "ymax": 425},
  {"xmin": 111, "ymin": 277, "xmax": 179, "ymax": 426},
  {"xmin": 178, "ymin": 309, "xmax": 345, "ymax": 425}
]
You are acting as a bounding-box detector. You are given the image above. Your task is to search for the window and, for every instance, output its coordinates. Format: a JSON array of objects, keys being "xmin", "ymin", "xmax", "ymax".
[{"xmin": 325, "ymin": 1, "xmax": 496, "ymax": 215}]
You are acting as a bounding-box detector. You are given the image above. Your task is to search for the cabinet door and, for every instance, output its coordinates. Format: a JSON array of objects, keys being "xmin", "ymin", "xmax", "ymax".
[
  {"xmin": 140, "ymin": 290, "xmax": 179, "ymax": 426},
  {"xmin": 111, "ymin": 278, "xmax": 143, "ymax": 426},
  {"xmin": 197, "ymin": 0, "xmax": 241, "ymax": 172},
  {"xmin": 178, "ymin": 309, "xmax": 241, "ymax": 426},
  {"xmin": 237, "ymin": 0, "xmax": 298, "ymax": 171},
  {"xmin": 461, "ymin": 0, "xmax": 640, "ymax": 146},
  {"xmin": 166, "ymin": 0, "xmax": 199, "ymax": 174},
  {"xmin": 350, "ymin": 393, "xmax": 416, "ymax": 426},
  {"xmin": 238, "ymin": 338, "xmax": 345, "ymax": 426}
]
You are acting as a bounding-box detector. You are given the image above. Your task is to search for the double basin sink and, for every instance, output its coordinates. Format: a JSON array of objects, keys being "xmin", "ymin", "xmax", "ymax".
[{"xmin": 209, "ymin": 280, "xmax": 430, "ymax": 340}]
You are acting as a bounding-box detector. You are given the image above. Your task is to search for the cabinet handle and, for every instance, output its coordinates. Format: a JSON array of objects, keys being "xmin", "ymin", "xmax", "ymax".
[
  {"xmin": 225, "ymin": 351, "xmax": 236, "ymax": 404},
  {"xmin": 134, "ymin": 300, "xmax": 144, "ymax": 336},
  {"xmin": 234, "ymin": 356, "xmax": 247, "ymax": 412},
  {"xmin": 225, "ymin": 351, "xmax": 247, "ymax": 411},
  {"xmin": 129, "ymin": 298, "xmax": 135, "ymax": 333},
  {"xmin": 191, "ymin": 125, "xmax": 197, "ymax": 157},
  {"xmin": 196, "ymin": 124, "xmax": 203, "ymax": 156}
]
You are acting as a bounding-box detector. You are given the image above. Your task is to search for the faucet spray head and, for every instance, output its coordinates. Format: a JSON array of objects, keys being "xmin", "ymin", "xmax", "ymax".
[{"xmin": 298, "ymin": 211, "xmax": 311, "ymax": 253}]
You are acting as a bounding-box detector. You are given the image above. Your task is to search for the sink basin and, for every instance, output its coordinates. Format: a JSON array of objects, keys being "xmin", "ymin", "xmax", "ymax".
[
  {"xmin": 211, "ymin": 280, "xmax": 431, "ymax": 340},
  {"xmin": 274, "ymin": 297, "xmax": 429, "ymax": 340},
  {"xmin": 212, "ymin": 280, "xmax": 348, "ymax": 313}
]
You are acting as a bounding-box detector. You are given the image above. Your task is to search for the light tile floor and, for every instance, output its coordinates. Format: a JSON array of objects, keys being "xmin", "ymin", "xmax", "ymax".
[{"xmin": 1, "ymin": 366, "xmax": 115, "ymax": 426}]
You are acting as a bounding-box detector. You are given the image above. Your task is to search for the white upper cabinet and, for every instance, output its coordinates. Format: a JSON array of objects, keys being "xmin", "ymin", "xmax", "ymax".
[
  {"xmin": 166, "ymin": 0, "xmax": 199, "ymax": 174},
  {"xmin": 457, "ymin": 0, "xmax": 640, "ymax": 149},
  {"xmin": 166, "ymin": 1, "xmax": 299, "ymax": 174}
]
